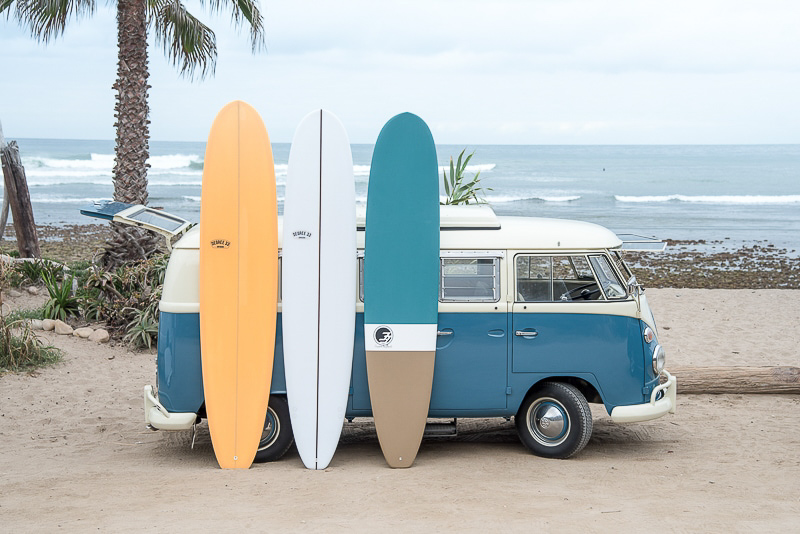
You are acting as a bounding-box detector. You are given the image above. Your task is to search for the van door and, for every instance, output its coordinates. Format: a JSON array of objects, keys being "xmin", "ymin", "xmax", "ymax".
[
  {"xmin": 430, "ymin": 252, "xmax": 508, "ymax": 410},
  {"xmin": 511, "ymin": 254, "xmax": 643, "ymax": 408}
]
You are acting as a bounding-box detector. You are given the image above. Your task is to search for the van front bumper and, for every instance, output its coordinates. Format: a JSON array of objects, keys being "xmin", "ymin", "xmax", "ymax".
[
  {"xmin": 610, "ymin": 370, "xmax": 677, "ymax": 423},
  {"xmin": 144, "ymin": 385, "xmax": 197, "ymax": 430}
]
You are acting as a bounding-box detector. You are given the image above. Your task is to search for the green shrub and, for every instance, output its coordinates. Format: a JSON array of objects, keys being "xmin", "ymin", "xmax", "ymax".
[
  {"xmin": 14, "ymin": 259, "xmax": 50, "ymax": 285},
  {"xmin": 43, "ymin": 272, "xmax": 81, "ymax": 321},
  {"xmin": 0, "ymin": 317, "xmax": 61, "ymax": 372},
  {"xmin": 123, "ymin": 307, "xmax": 159, "ymax": 349},
  {"xmin": 84, "ymin": 253, "xmax": 168, "ymax": 346}
]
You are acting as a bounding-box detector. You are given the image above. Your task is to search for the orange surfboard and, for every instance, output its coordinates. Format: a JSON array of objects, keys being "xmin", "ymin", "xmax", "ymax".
[{"xmin": 199, "ymin": 101, "xmax": 278, "ymax": 469}]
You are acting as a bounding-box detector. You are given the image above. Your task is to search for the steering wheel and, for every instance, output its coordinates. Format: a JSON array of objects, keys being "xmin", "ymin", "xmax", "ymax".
[{"xmin": 561, "ymin": 283, "xmax": 601, "ymax": 301}]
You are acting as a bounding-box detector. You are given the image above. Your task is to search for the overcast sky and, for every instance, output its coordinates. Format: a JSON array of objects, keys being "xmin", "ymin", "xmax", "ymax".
[{"xmin": 1, "ymin": 0, "xmax": 799, "ymax": 144}]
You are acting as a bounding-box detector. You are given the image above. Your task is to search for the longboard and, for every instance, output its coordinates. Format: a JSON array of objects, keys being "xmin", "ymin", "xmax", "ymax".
[
  {"xmin": 199, "ymin": 101, "xmax": 278, "ymax": 469},
  {"xmin": 282, "ymin": 110, "xmax": 356, "ymax": 470},
  {"xmin": 364, "ymin": 112, "xmax": 440, "ymax": 468}
]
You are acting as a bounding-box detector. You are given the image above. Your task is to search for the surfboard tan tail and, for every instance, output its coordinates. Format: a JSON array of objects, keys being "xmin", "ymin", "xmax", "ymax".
[{"xmin": 366, "ymin": 351, "xmax": 435, "ymax": 468}]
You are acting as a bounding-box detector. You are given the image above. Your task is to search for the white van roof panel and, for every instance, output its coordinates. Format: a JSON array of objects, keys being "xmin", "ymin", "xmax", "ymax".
[{"xmin": 175, "ymin": 217, "xmax": 622, "ymax": 252}]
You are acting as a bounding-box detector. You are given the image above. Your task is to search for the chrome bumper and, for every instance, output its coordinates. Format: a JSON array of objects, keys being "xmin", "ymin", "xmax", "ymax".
[
  {"xmin": 143, "ymin": 385, "xmax": 197, "ymax": 430},
  {"xmin": 610, "ymin": 370, "xmax": 677, "ymax": 423}
]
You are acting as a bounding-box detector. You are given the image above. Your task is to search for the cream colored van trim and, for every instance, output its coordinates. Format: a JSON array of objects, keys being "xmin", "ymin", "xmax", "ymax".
[
  {"xmin": 440, "ymin": 250, "xmax": 505, "ymax": 259},
  {"xmin": 161, "ymin": 248, "xmax": 199, "ymax": 309},
  {"xmin": 159, "ymin": 301, "xmax": 200, "ymax": 313},
  {"xmin": 511, "ymin": 300, "xmax": 639, "ymax": 319}
]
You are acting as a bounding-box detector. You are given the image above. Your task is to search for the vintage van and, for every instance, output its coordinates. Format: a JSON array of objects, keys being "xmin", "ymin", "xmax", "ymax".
[{"xmin": 140, "ymin": 204, "xmax": 675, "ymax": 461}]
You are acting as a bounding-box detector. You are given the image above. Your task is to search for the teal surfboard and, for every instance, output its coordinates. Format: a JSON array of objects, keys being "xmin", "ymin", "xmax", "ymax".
[{"xmin": 364, "ymin": 112, "xmax": 440, "ymax": 468}]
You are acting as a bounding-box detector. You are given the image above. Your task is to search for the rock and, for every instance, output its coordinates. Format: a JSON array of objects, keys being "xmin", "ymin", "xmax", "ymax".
[
  {"xmin": 42, "ymin": 319, "xmax": 56, "ymax": 331},
  {"xmin": 54, "ymin": 320, "xmax": 73, "ymax": 335},
  {"xmin": 26, "ymin": 286, "xmax": 40, "ymax": 296},
  {"xmin": 30, "ymin": 319, "xmax": 44, "ymax": 330},
  {"xmin": 73, "ymin": 327, "xmax": 93, "ymax": 339},
  {"xmin": 89, "ymin": 329, "xmax": 110, "ymax": 343},
  {"xmin": 8, "ymin": 289, "xmax": 22, "ymax": 298}
]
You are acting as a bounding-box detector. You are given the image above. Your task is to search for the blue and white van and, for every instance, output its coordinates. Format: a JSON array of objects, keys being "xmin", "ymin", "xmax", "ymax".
[{"xmin": 140, "ymin": 204, "xmax": 675, "ymax": 460}]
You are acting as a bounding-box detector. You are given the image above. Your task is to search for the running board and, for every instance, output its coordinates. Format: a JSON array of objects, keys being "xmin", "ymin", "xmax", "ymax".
[{"xmin": 424, "ymin": 419, "xmax": 458, "ymax": 437}]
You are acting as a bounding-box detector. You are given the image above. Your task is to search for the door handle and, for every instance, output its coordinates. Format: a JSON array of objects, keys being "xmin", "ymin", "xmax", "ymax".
[
  {"xmin": 437, "ymin": 330, "xmax": 453, "ymax": 336},
  {"xmin": 515, "ymin": 330, "xmax": 538, "ymax": 338}
]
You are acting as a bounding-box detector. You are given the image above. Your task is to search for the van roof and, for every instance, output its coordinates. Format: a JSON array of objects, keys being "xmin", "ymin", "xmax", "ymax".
[{"xmin": 175, "ymin": 206, "xmax": 622, "ymax": 251}]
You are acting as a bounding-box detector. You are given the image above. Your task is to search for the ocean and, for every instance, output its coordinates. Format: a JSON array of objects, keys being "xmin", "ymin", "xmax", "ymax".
[{"xmin": 8, "ymin": 139, "xmax": 800, "ymax": 253}]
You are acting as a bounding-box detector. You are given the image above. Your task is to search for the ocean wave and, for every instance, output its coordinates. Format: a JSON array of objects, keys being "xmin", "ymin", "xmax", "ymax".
[
  {"xmin": 615, "ymin": 194, "xmax": 800, "ymax": 204},
  {"xmin": 438, "ymin": 163, "xmax": 496, "ymax": 175},
  {"xmin": 148, "ymin": 154, "xmax": 203, "ymax": 170},
  {"xmin": 23, "ymin": 154, "xmax": 114, "ymax": 170},
  {"xmin": 31, "ymin": 196, "xmax": 105, "ymax": 204},
  {"xmin": 487, "ymin": 194, "xmax": 581, "ymax": 203}
]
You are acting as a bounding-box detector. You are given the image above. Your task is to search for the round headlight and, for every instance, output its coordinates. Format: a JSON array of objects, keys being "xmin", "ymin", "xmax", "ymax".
[
  {"xmin": 643, "ymin": 326, "xmax": 655, "ymax": 344},
  {"xmin": 652, "ymin": 345, "xmax": 666, "ymax": 374}
]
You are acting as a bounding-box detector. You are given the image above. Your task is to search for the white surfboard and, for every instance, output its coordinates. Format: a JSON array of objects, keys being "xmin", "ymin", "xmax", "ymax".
[{"xmin": 282, "ymin": 110, "xmax": 356, "ymax": 470}]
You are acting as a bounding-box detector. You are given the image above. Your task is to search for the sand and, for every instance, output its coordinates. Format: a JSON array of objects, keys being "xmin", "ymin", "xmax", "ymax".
[{"xmin": 1, "ymin": 288, "xmax": 799, "ymax": 531}]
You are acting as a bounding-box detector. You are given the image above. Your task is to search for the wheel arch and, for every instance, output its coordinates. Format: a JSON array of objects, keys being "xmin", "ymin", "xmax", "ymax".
[{"xmin": 522, "ymin": 375, "xmax": 603, "ymax": 407}]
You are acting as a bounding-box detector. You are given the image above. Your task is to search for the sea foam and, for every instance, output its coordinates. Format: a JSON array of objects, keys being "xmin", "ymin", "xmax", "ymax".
[{"xmin": 615, "ymin": 194, "xmax": 800, "ymax": 204}]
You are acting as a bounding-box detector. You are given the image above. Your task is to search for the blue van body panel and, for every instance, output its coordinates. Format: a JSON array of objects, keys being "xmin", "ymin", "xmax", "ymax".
[
  {"xmin": 157, "ymin": 310, "xmax": 650, "ymax": 418},
  {"xmin": 511, "ymin": 313, "xmax": 647, "ymax": 410},
  {"xmin": 156, "ymin": 312, "xmax": 203, "ymax": 413},
  {"xmin": 156, "ymin": 312, "xmax": 287, "ymax": 413},
  {"xmin": 431, "ymin": 312, "xmax": 508, "ymax": 411}
]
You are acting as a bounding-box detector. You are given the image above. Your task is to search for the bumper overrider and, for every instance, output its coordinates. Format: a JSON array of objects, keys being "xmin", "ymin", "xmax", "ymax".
[
  {"xmin": 610, "ymin": 370, "xmax": 677, "ymax": 423},
  {"xmin": 143, "ymin": 385, "xmax": 197, "ymax": 431}
]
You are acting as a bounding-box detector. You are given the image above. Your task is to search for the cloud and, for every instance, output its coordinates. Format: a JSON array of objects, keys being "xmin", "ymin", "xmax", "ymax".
[{"xmin": 1, "ymin": 0, "xmax": 799, "ymax": 143}]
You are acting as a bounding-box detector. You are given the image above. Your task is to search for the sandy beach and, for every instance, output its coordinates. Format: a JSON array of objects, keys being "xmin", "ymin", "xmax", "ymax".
[{"xmin": 1, "ymin": 286, "xmax": 798, "ymax": 531}]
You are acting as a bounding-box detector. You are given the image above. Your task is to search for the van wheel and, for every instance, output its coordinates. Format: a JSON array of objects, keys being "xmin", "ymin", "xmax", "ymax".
[
  {"xmin": 515, "ymin": 382, "xmax": 592, "ymax": 459},
  {"xmin": 253, "ymin": 395, "xmax": 294, "ymax": 463}
]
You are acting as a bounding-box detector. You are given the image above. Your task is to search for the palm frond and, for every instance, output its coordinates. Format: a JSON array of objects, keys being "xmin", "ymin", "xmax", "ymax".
[
  {"xmin": 11, "ymin": 0, "xmax": 96, "ymax": 43},
  {"xmin": 198, "ymin": 0, "xmax": 264, "ymax": 52},
  {"xmin": 149, "ymin": 0, "xmax": 217, "ymax": 79}
]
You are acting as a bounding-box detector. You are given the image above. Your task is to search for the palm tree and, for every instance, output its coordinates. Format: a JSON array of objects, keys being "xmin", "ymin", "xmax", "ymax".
[{"xmin": 3, "ymin": 0, "xmax": 265, "ymax": 267}]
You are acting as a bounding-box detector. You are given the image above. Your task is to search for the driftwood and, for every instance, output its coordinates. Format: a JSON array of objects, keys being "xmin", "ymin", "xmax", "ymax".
[
  {"xmin": 0, "ymin": 126, "xmax": 40, "ymax": 257},
  {"xmin": 671, "ymin": 366, "xmax": 800, "ymax": 394},
  {"xmin": 0, "ymin": 122, "xmax": 8, "ymax": 239}
]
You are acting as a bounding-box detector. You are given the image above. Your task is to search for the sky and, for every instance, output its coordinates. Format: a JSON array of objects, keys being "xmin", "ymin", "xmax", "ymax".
[{"xmin": 1, "ymin": 0, "xmax": 799, "ymax": 144}]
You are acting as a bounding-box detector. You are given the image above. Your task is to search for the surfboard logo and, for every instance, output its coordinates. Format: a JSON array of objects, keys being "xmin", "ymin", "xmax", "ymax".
[
  {"xmin": 292, "ymin": 230, "xmax": 312, "ymax": 239},
  {"xmin": 373, "ymin": 326, "xmax": 393, "ymax": 346},
  {"xmin": 210, "ymin": 239, "xmax": 231, "ymax": 249}
]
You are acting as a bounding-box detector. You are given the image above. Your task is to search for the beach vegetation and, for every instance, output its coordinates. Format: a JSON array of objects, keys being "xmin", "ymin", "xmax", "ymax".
[
  {"xmin": 122, "ymin": 307, "xmax": 159, "ymax": 349},
  {"xmin": 7, "ymin": 306, "xmax": 46, "ymax": 322},
  {"xmin": 0, "ymin": 316, "xmax": 61, "ymax": 372},
  {"xmin": 15, "ymin": 259, "xmax": 47, "ymax": 285},
  {"xmin": 81, "ymin": 253, "xmax": 167, "ymax": 347},
  {"xmin": 441, "ymin": 149, "xmax": 492, "ymax": 205},
  {"xmin": 43, "ymin": 272, "xmax": 80, "ymax": 321},
  {"xmin": 1, "ymin": 0, "xmax": 266, "ymax": 269}
]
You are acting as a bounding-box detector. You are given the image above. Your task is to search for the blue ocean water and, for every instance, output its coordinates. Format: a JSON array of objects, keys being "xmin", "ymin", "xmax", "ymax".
[{"xmin": 8, "ymin": 139, "xmax": 800, "ymax": 252}]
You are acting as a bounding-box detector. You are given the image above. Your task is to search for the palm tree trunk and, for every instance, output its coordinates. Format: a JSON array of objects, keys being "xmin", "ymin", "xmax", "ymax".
[{"xmin": 104, "ymin": 0, "xmax": 160, "ymax": 268}]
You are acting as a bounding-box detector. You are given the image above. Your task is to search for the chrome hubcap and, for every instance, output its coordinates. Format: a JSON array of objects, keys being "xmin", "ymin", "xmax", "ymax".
[
  {"xmin": 258, "ymin": 407, "xmax": 279, "ymax": 450},
  {"xmin": 528, "ymin": 398, "xmax": 569, "ymax": 446}
]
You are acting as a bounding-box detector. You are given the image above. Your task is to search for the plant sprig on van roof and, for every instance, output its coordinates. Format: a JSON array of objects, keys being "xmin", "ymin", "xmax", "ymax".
[{"xmin": 441, "ymin": 149, "xmax": 492, "ymax": 205}]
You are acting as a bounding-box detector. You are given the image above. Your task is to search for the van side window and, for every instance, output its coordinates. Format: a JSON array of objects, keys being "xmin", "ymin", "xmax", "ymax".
[
  {"xmin": 515, "ymin": 256, "xmax": 552, "ymax": 301},
  {"xmin": 440, "ymin": 258, "xmax": 500, "ymax": 302},
  {"xmin": 516, "ymin": 255, "xmax": 607, "ymax": 302},
  {"xmin": 589, "ymin": 255, "xmax": 627, "ymax": 299}
]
